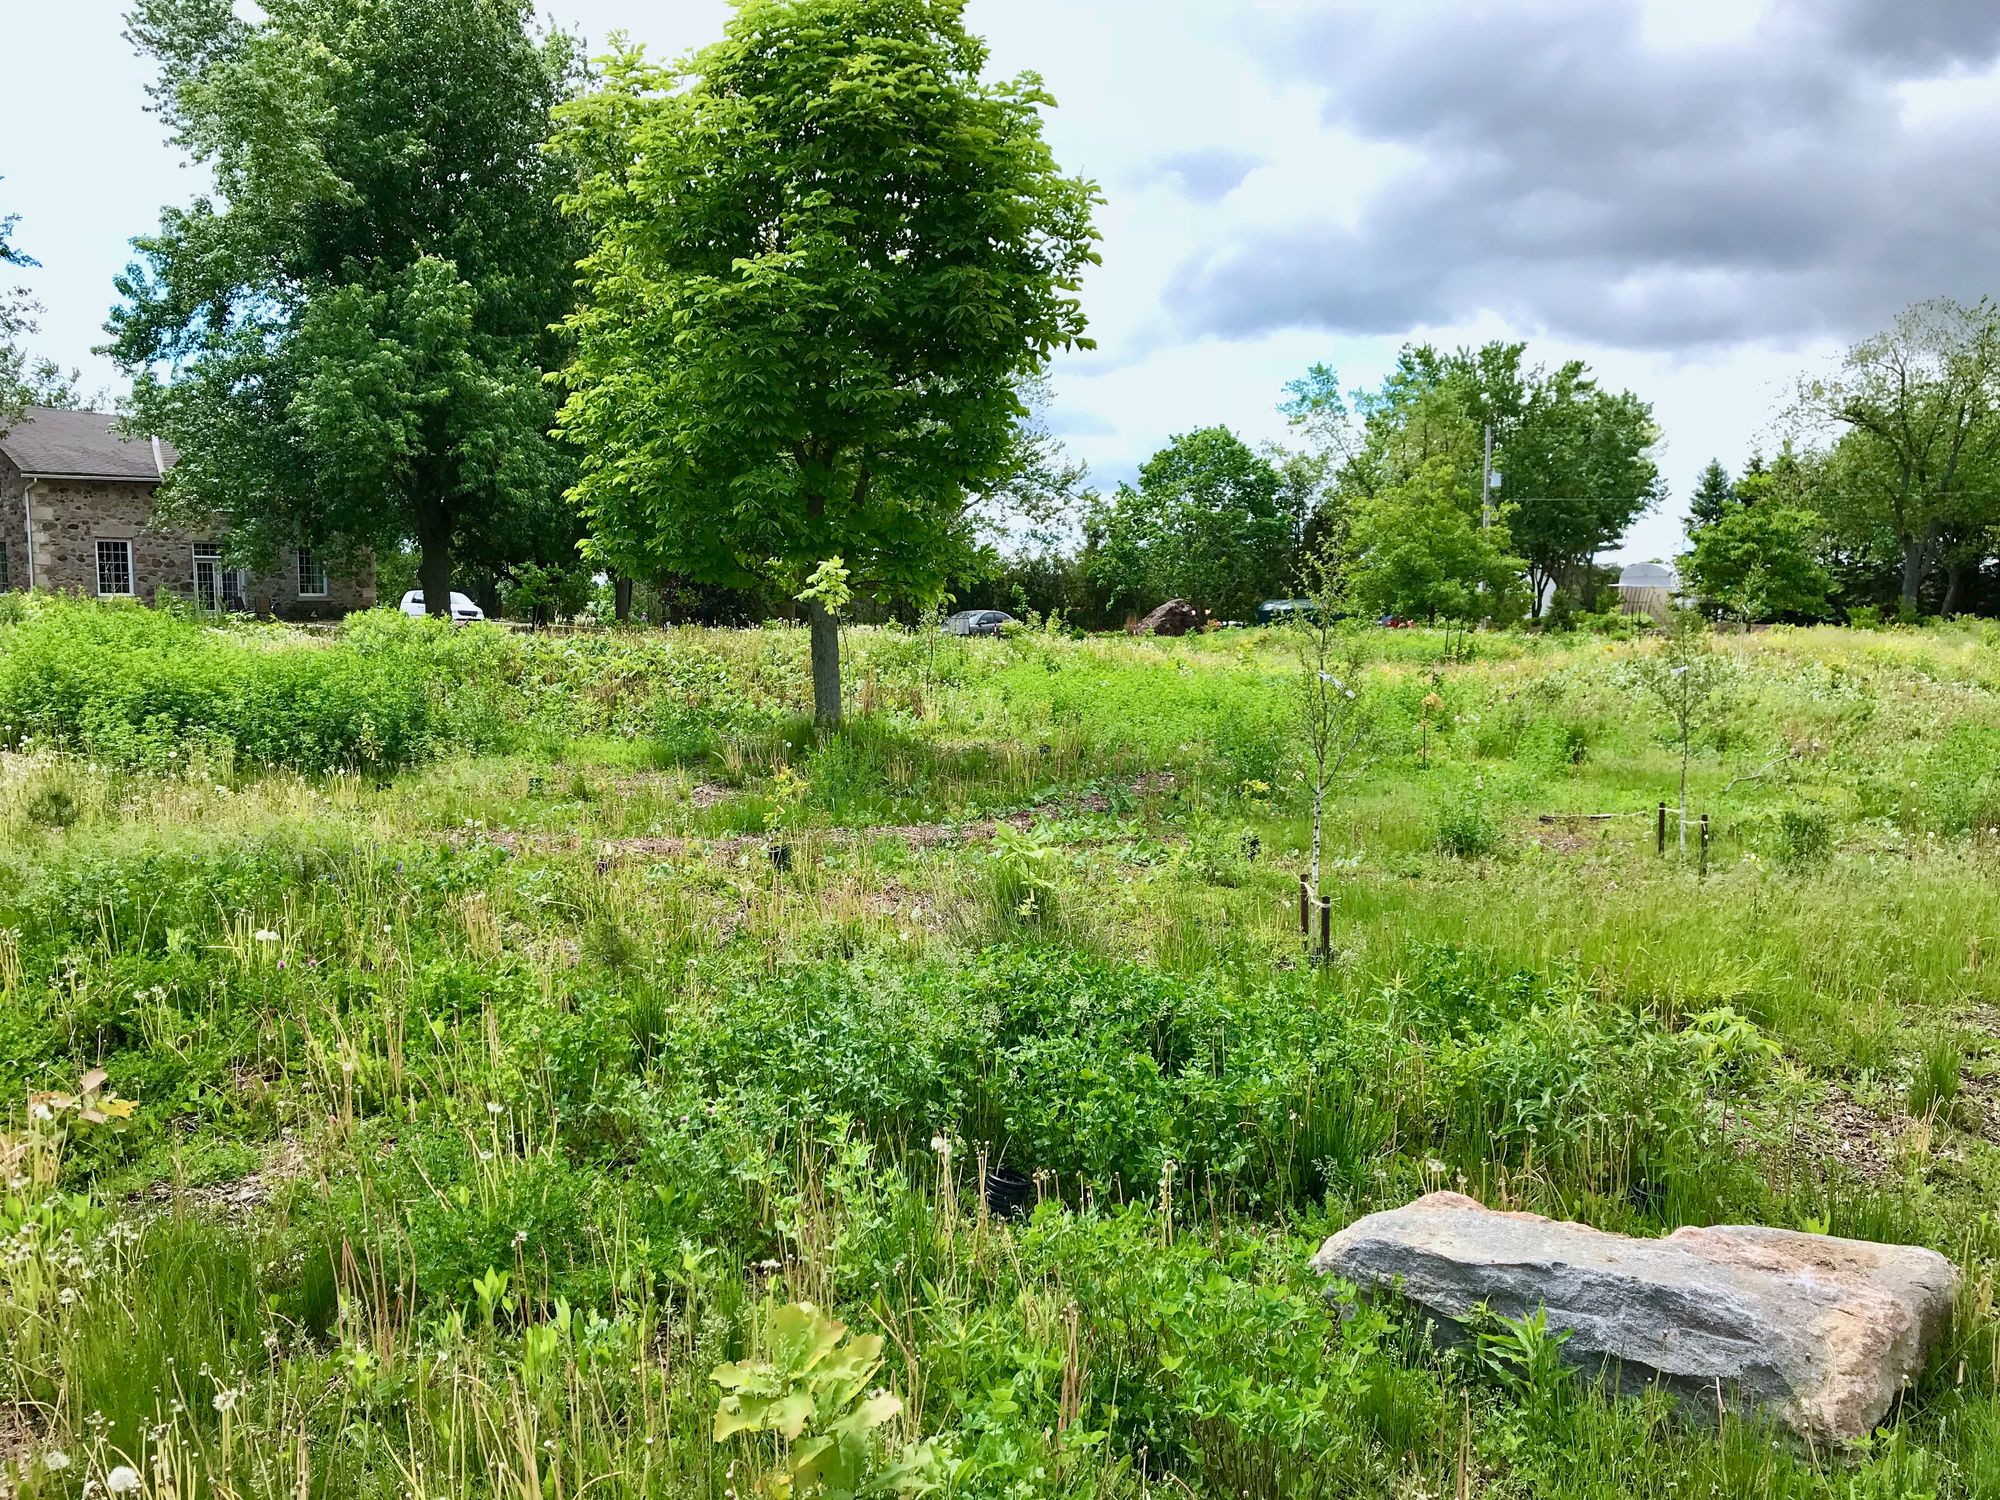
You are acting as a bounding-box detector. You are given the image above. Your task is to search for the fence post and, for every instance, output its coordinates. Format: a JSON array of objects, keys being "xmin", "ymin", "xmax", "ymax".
[
  {"xmin": 1656, "ymin": 801, "xmax": 1667, "ymax": 856},
  {"xmin": 1299, "ymin": 874, "xmax": 1310, "ymax": 936},
  {"xmin": 1318, "ymin": 897, "xmax": 1332, "ymax": 960},
  {"xmin": 1699, "ymin": 814, "xmax": 1710, "ymax": 879}
]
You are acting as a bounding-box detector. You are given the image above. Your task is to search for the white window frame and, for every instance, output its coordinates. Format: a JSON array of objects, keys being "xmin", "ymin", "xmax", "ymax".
[
  {"xmin": 297, "ymin": 547, "xmax": 329, "ymax": 599},
  {"xmin": 96, "ymin": 538, "xmax": 135, "ymax": 598},
  {"xmin": 192, "ymin": 543, "xmax": 246, "ymax": 611}
]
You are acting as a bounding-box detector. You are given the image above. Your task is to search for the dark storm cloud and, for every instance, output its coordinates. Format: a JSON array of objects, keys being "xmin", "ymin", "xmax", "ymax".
[
  {"xmin": 1152, "ymin": 146, "xmax": 1264, "ymax": 201},
  {"xmin": 1171, "ymin": 0, "xmax": 2000, "ymax": 351}
]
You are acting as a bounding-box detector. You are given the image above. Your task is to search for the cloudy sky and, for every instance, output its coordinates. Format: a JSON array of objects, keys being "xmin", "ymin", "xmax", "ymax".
[{"xmin": 6, "ymin": 0, "xmax": 1999, "ymax": 560}]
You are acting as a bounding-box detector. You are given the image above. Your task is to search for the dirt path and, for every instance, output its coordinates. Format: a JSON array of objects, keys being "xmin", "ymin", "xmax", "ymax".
[{"xmin": 454, "ymin": 772, "xmax": 1177, "ymax": 865}]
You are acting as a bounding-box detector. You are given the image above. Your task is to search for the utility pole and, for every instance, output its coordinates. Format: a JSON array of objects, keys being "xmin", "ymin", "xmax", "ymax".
[{"xmin": 1481, "ymin": 423, "xmax": 1493, "ymax": 529}]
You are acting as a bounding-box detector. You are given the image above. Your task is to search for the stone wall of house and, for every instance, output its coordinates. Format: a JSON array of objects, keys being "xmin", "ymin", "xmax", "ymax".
[
  {"xmin": 2, "ymin": 467, "xmax": 374, "ymax": 618},
  {"xmin": 0, "ymin": 453, "xmax": 24, "ymax": 593}
]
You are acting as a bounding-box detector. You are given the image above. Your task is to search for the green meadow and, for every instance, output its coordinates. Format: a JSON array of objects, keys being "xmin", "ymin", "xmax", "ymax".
[{"xmin": 4, "ymin": 597, "xmax": 2000, "ymax": 1499}]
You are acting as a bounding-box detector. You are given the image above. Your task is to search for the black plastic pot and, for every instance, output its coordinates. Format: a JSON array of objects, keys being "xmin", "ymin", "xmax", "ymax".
[{"xmin": 983, "ymin": 1167, "xmax": 1035, "ymax": 1220}]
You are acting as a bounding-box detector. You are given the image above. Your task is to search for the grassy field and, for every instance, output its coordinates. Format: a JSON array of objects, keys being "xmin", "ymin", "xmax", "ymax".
[{"xmin": 4, "ymin": 598, "xmax": 2000, "ymax": 1498}]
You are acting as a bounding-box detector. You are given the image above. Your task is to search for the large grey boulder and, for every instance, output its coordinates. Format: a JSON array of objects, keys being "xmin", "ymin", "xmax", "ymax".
[{"xmin": 1312, "ymin": 1192, "xmax": 1957, "ymax": 1443}]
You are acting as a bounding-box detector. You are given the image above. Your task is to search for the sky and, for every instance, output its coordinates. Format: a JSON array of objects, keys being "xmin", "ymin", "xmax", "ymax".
[{"xmin": 5, "ymin": 0, "xmax": 2000, "ymax": 562}]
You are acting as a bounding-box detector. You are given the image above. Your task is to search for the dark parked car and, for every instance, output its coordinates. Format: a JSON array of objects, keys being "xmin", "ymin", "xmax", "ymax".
[
  {"xmin": 1257, "ymin": 598, "xmax": 1320, "ymax": 625},
  {"xmin": 945, "ymin": 609, "xmax": 1016, "ymax": 637}
]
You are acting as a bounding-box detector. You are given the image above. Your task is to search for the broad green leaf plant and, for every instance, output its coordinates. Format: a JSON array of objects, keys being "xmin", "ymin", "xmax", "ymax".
[{"xmin": 712, "ymin": 1301, "xmax": 935, "ymax": 1498}]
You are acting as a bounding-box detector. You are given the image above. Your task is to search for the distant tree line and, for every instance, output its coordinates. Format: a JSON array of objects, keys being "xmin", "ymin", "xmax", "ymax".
[
  {"xmin": 4, "ymin": 0, "xmax": 1995, "ymax": 701},
  {"xmin": 982, "ymin": 340, "xmax": 1663, "ymax": 631},
  {"xmin": 1681, "ymin": 298, "xmax": 2000, "ymax": 623}
]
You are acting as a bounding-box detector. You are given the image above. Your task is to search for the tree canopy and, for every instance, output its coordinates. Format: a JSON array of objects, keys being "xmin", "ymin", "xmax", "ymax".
[
  {"xmin": 1682, "ymin": 503, "xmax": 1832, "ymax": 624},
  {"xmin": 1085, "ymin": 427, "xmax": 1289, "ymax": 622},
  {"xmin": 1285, "ymin": 343, "xmax": 1662, "ymax": 616},
  {"xmin": 106, "ymin": 0, "xmax": 583, "ymax": 615},
  {"xmin": 1686, "ymin": 459, "xmax": 1739, "ymax": 535},
  {"xmin": 1344, "ymin": 458, "xmax": 1527, "ymax": 632},
  {"xmin": 1796, "ymin": 297, "xmax": 2000, "ymax": 617},
  {"xmin": 551, "ymin": 0, "xmax": 1099, "ymax": 722}
]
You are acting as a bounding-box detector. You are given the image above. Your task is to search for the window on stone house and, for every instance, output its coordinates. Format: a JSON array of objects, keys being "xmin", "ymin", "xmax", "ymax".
[
  {"xmin": 297, "ymin": 548, "xmax": 329, "ymax": 598},
  {"xmin": 96, "ymin": 539, "xmax": 134, "ymax": 597}
]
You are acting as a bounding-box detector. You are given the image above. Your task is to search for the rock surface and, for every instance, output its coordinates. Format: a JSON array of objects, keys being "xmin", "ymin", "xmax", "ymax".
[
  {"xmin": 1311, "ymin": 1192, "xmax": 1958, "ymax": 1442},
  {"xmin": 1132, "ymin": 598, "xmax": 1201, "ymax": 636}
]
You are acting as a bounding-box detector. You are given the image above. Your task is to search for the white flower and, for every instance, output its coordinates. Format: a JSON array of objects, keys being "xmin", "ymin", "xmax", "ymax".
[
  {"xmin": 44, "ymin": 1451, "xmax": 70, "ymax": 1472},
  {"xmin": 253, "ymin": 929, "xmax": 279, "ymax": 943},
  {"xmin": 107, "ymin": 1465, "xmax": 142, "ymax": 1494},
  {"xmin": 212, "ymin": 1387, "xmax": 239, "ymax": 1413},
  {"xmin": 485, "ymin": 1101, "xmax": 503, "ymax": 1116}
]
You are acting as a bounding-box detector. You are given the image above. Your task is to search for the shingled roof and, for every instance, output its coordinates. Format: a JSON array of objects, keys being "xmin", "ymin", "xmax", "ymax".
[{"xmin": 0, "ymin": 407, "xmax": 175, "ymax": 481}]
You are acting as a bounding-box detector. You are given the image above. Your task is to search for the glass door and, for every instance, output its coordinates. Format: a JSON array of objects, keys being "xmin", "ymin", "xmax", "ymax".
[{"xmin": 193, "ymin": 545, "xmax": 246, "ymax": 611}]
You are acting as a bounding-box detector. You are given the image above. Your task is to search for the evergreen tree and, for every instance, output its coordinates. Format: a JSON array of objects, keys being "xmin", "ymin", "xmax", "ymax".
[{"xmin": 1686, "ymin": 458, "xmax": 1738, "ymax": 536}]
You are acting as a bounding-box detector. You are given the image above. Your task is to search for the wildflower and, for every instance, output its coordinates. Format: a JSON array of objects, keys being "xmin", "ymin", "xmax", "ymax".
[
  {"xmin": 486, "ymin": 1101, "xmax": 504, "ymax": 1116},
  {"xmin": 44, "ymin": 1451, "xmax": 70, "ymax": 1472},
  {"xmin": 253, "ymin": 929, "xmax": 279, "ymax": 943},
  {"xmin": 107, "ymin": 1465, "xmax": 142, "ymax": 1494},
  {"xmin": 212, "ymin": 1387, "xmax": 240, "ymax": 1413}
]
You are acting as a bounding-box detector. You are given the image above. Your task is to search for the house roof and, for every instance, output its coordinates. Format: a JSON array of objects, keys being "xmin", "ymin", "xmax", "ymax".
[
  {"xmin": 1618, "ymin": 561, "xmax": 1678, "ymax": 589},
  {"xmin": 0, "ymin": 406, "xmax": 175, "ymax": 481}
]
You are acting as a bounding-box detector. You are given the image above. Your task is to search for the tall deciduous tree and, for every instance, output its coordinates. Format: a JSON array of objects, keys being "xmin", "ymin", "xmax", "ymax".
[
  {"xmin": 106, "ymin": 0, "xmax": 582, "ymax": 616},
  {"xmin": 1344, "ymin": 458, "xmax": 1527, "ymax": 652},
  {"xmin": 1085, "ymin": 427, "xmax": 1289, "ymax": 622},
  {"xmin": 1682, "ymin": 504, "xmax": 1833, "ymax": 625},
  {"xmin": 551, "ymin": 0, "xmax": 1099, "ymax": 725},
  {"xmin": 1288, "ymin": 344, "xmax": 1662, "ymax": 616},
  {"xmin": 1798, "ymin": 298, "xmax": 2000, "ymax": 618}
]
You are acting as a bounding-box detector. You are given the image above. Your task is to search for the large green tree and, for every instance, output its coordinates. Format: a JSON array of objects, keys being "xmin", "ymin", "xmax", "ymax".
[
  {"xmin": 1798, "ymin": 298, "xmax": 2000, "ymax": 618},
  {"xmin": 551, "ymin": 0, "xmax": 1099, "ymax": 724},
  {"xmin": 1287, "ymin": 344, "xmax": 1662, "ymax": 616},
  {"xmin": 1682, "ymin": 504, "xmax": 1832, "ymax": 625},
  {"xmin": 1084, "ymin": 427, "xmax": 1289, "ymax": 622},
  {"xmin": 1344, "ymin": 458, "xmax": 1527, "ymax": 639},
  {"xmin": 106, "ymin": 0, "xmax": 582, "ymax": 616}
]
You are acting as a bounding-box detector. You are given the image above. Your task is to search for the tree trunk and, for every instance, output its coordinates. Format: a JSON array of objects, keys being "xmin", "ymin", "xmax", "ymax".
[
  {"xmin": 1942, "ymin": 559, "xmax": 1966, "ymax": 619},
  {"xmin": 417, "ymin": 523, "xmax": 454, "ymax": 620},
  {"xmin": 613, "ymin": 575, "xmax": 633, "ymax": 623},
  {"xmin": 1900, "ymin": 536, "xmax": 1924, "ymax": 619},
  {"xmin": 808, "ymin": 599, "xmax": 841, "ymax": 728}
]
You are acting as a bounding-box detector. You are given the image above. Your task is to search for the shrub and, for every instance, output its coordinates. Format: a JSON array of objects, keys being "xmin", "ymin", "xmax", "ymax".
[
  {"xmin": 0, "ymin": 599, "xmax": 435, "ymax": 772},
  {"xmin": 1433, "ymin": 782, "xmax": 1504, "ymax": 859}
]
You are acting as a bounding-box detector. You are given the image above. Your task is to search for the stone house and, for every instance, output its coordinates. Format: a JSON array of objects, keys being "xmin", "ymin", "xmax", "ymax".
[{"xmin": 0, "ymin": 406, "xmax": 374, "ymax": 618}]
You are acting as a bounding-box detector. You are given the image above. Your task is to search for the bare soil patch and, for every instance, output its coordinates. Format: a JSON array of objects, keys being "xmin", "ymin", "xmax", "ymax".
[{"xmin": 132, "ymin": 1134, "xmax": 313, "ymax": 1217}]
